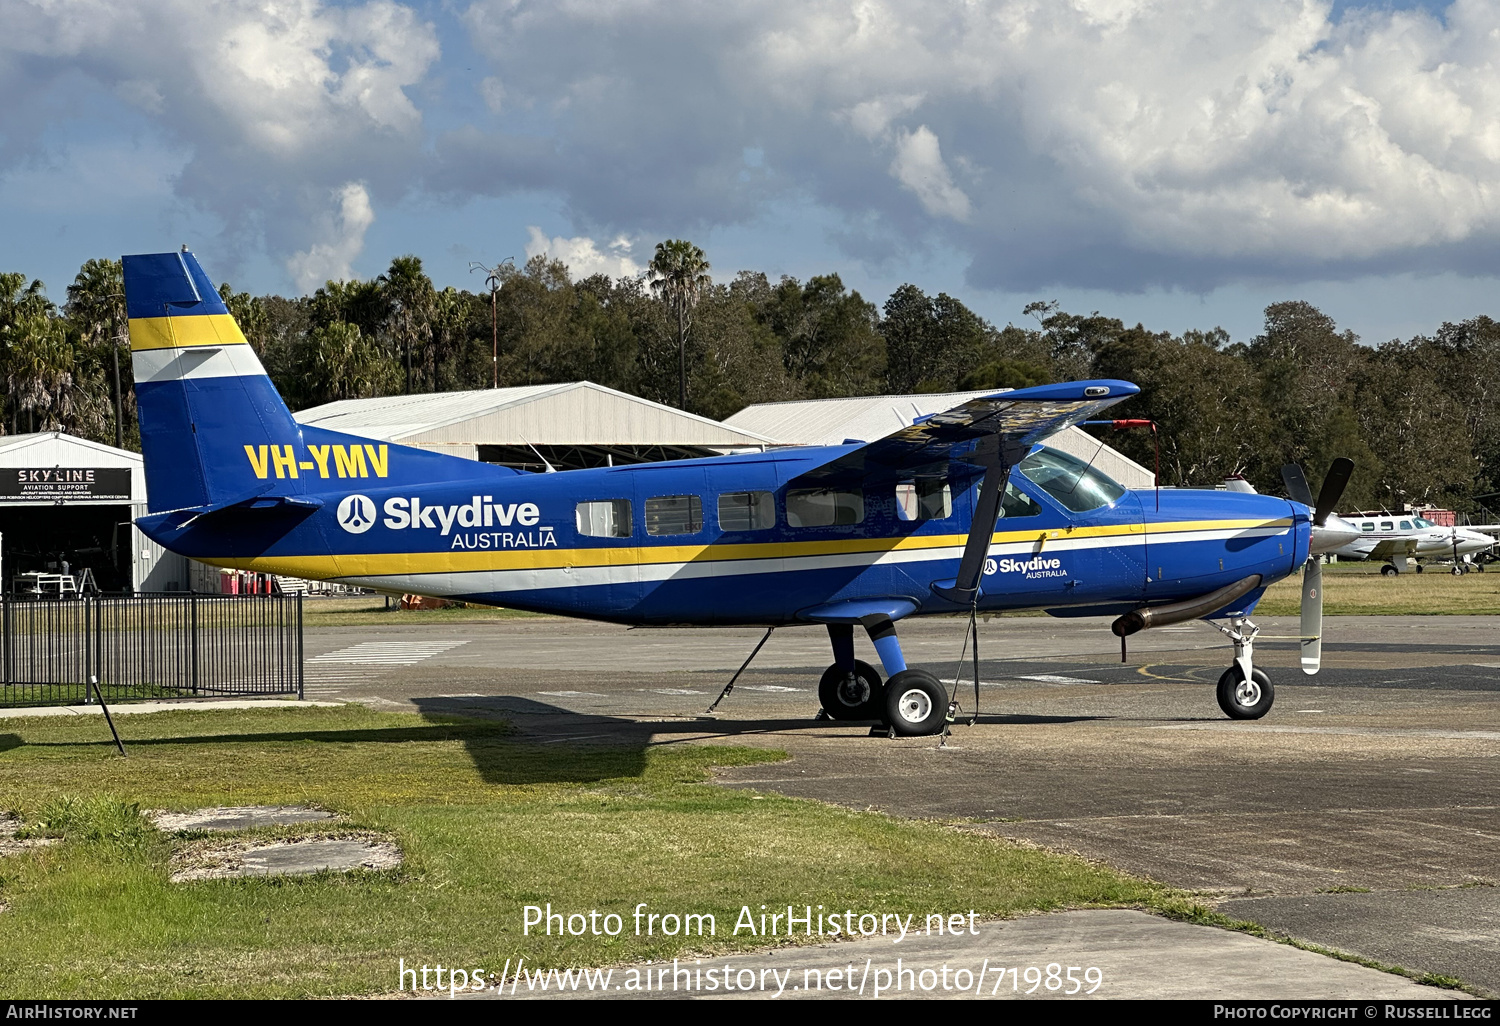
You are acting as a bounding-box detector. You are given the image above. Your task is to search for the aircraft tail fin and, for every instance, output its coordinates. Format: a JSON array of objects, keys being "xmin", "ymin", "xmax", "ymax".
[{"xmin": 124, "ymin": 250, "xmax": 304, "ymax": 513}]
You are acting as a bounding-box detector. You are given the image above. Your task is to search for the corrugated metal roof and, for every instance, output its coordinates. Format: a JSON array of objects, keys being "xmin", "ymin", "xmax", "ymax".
[
  {"xmin": 0, "ymin": 431, "xmax": 143, "ymax": 465},
  {"xmin": 294, "ymin": 381, "xmax": 776, "ymax": 448},
  {"xmin": 726, "ymin": 390, "xmax": 1157, "ymax": 489}
]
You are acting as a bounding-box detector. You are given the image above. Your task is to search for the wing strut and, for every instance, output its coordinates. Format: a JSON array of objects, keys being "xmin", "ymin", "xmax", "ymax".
[{"xmin": 932, "ymin": 434, "xmax": 1027, "ymax": 604}]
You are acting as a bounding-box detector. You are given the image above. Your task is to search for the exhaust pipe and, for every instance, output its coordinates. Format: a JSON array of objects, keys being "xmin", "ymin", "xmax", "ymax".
[{"xmin": 1111, "ymin": 575, "xmax": 1263, "ymax": 637}]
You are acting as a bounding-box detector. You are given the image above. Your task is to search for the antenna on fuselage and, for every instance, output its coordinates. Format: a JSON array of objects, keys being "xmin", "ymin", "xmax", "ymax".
[{"xmin": 521, "ymin": 438, "xmax": 556, "ymax": 473}]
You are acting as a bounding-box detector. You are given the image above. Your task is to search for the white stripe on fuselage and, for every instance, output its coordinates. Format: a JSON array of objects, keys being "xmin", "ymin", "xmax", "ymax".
[{"xmin": 310, "ymin": 523, "xmax": 1291, "ymax": 597}]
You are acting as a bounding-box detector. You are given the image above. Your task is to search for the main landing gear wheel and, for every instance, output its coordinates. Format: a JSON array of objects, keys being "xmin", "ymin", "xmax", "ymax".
[
  {"xmin": 1381, "ymin": 564, "xmax": 1399, "ymax": 576},
  {"xmin": 818, "ymin": 660, "xmax": 884, "ymax": 720},
  {"xmin": 884, "ymin": 669, "xmax": 949, "ymax": 737},
  {"xmin": 1216, "ymin": 667, "xmax": 1274, "ymax": 720}
]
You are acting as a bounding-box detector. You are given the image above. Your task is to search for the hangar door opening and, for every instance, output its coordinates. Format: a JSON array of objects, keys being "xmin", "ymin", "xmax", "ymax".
[{"xmin": 0, "ymin": 503, "xmax": 136, "ymax": 593}]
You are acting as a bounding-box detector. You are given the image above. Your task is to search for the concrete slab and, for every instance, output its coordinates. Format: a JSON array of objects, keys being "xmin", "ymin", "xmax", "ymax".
[
  {"xmin": 472, "ymin": 909, "xmax": 1457, "ymax": 1000},
  {"xmin": 0, "ymin": 699, "xmax": 342, "ymax": 720},
  {"xmin": 148, "ymin": 806, "xmax": 337, "ymax": 832},
  {"xmin": 1222, "ymin": 888, "xmax": 1500, "ymax": 996},
  {"xmin": 171, "ymin": 836, "xmax": 401, "ymax": 882}
]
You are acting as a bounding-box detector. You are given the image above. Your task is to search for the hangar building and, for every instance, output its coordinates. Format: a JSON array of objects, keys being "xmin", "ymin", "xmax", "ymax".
[
  {"xmin": 0, "ymin": 432, "xmax": 193, "ymax": 593},
  {"xmin": 293, "ymin": 381, "xmax": 776, "ymax": 471},
  {"xmin": 724, "ymin": 390, "xmax": 1156, "ymax": 489}
]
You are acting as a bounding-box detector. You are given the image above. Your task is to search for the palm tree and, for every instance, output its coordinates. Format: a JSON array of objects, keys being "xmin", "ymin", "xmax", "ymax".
[
  {"xmin": 67, "ymin": 259, "xmax": 128, "ymax": 447},
  {"xmin": 378, "ymin": 256, "xmax": 435, "ymax": 394},
  {"xmin": 649, "ymin": 240, "xmax": 711, "ymax": 409}
]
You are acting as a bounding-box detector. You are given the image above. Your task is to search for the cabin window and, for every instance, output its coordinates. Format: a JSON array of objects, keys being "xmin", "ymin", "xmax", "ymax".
[
  {"xmin": 1016, "ymin": 446, "xmax": 1126, "ymax": 513},
  {"xmin": 999, "ymin": 481, "xmax": 1042, "ymax": 519},
  {"xmin": 1399, "ymin": 520, "xmax": 1412, "ymax": 530},
  {"xmin": 576, "ymin": 499, "xmax": 632, "ymax": 538},
  {"xmin": 786, "ymin": 487, "xmax": 865, "ymax": 527},
  {"xmin": 896, "ymin": 479, "xmax": 952, "ymax": 521},
  {"xmin": 1380, "ymin": 521, "xmax": 1394, "ymax": 531},
  {"xmin": 645, "ymin": 495, "xmax": 704, "ymax": 536},
  {"xmin": 1361, "ymin": 523, "xmax": 1374, "ymax": 532},
  {"xmin": 718, "ymin": 491, "xmax": 775, "ymax": 531}
]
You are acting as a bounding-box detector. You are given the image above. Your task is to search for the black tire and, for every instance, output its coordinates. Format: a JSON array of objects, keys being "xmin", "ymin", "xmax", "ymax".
[
  {"xmin": 1216, "ymin": 667, "xmax": 1274, "ymax": 720},
  {"xmin": 818, "ymin": 660, "xmax": 884, "ymax": 720},
  {"xmin": 883, "ymin": 669, "xmax": 949, "ymax": 737},
  {"xmin": 1452, "ymin": 565, "xmax": 1465, "ymax": 575},
  {"xmin": 1415, "ymin": 564, "xmax": 1424, "ymax": 574},
  {"xmin": 1381, "ymin": 564, "xmax": 1398, "ymax": 576}
]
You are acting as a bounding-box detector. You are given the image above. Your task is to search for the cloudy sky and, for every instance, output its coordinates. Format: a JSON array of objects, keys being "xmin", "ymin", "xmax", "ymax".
[{"xmin": 2, "ymin": 0, "xmax": 1493, "ymax": 344}]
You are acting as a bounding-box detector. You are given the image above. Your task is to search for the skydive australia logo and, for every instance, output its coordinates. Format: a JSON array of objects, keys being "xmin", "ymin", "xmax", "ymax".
[
  {"xmin": 337, "ymin": 494, "xmax": 376, "ymax": 534},
  {"xmin": 380, "ymin": 495, "xmax": 557, "ymax": 550},
  {"xmin": 986, "ymin": 556, "xmax": 1068, "ymax": 580}
]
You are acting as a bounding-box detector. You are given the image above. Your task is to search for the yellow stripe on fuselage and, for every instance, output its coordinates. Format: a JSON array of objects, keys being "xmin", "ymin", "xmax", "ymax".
[
  {"xmin": 128, "ymin": 313, "xmax": 249, "ymax": 351},
  {"xmin": 208, "ymin": 517, "xmax": 1292, "ymax": 579}
]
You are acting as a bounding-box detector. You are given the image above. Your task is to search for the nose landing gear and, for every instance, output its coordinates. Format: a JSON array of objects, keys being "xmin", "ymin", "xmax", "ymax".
[{"xmin": 1209, "ymin": 616, "xmax": 1274, "ymax": 720}]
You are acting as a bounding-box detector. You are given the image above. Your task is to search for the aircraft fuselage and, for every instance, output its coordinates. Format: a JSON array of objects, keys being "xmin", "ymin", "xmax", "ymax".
[{"xmin": 139, "ymin": 441, "xmax": 1308, "ymax": 626}]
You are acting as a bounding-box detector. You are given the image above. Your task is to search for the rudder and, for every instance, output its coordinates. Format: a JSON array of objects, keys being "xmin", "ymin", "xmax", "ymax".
[{"xmin": 124, "ymin": 250, "xmax": 302, "ymax": 513}]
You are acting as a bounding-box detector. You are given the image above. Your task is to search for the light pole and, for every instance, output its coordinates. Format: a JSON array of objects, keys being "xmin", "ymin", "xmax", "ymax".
[{"xmin": 469, "ymin": 260, "xmax": 511, "ymax": 389}]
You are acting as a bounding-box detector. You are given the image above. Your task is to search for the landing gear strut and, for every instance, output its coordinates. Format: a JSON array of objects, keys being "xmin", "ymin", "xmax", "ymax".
[{"xmin": 1208, "ymin": 616, "xmax": 1275, "ymax": 719}]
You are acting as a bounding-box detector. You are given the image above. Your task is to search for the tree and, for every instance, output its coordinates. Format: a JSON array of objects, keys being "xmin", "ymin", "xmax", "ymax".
[
  {"xmin": 67, "ymin": 259, "xmax": 128, "ymax": 447},
  {"xmin": 1246, "ymin": 301, "xmax": 1374, "ymax": 496},
  {"xmin": 649, "ymin": 240, "xmax": 711, "ymax": 409},
  {"xmin": 758, "ymin": 274, "xmax": 885, "ymax": 399},
  {"xmin": 882, "ymin": 285, "xmax": 1002, "ymax": 393},
  {"xmin": 292, "ymin": 321, "xmax": 399, "ymax": 407},
  {"xmin": 378, "ymin": 256, "xmax": 435, "ymax": 394}
]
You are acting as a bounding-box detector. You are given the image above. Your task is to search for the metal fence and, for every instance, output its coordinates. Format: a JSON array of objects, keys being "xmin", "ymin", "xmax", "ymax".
[{"xmin": 0, "ymin": 594, "xmax": 303, "ymax": 707}]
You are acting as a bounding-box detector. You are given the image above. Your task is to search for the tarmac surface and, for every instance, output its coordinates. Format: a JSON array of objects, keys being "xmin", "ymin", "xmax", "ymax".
[
  {"xmin": 13, "ymin": 611, "xmax": 1490, "ymax": 999},
  {"xmin": 289, "ymin": 611, "xmax": 1500, "ymax": 998}
]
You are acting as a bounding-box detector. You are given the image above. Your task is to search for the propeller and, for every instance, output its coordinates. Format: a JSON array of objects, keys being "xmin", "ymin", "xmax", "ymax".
[{"xmin": 1280, "ymin": 458, "xmax": 1357, "ymax": 675}]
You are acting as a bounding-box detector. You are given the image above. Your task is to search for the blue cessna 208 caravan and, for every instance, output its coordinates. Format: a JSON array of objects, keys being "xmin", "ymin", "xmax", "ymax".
[{"xmin": 123, "ymin": 250, "xmax": 1360, "ymax": 736}]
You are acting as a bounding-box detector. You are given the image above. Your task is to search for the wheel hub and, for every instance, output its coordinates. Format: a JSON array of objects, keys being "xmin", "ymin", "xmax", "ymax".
[
  {"xmin": 837, "ymin": 673, "xmax": 871, "ymax": 706},
  {"xmin": 1234, "ymin": 677, "xmax": 1261, "ymax": 706},
  {"xmin": 895, "ymin": 687, "xmax": 932, "ymax": 723}
]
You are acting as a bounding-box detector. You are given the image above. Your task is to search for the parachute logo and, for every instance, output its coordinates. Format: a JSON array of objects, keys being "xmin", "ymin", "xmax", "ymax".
[{"xmin": 337, "ymin": 494, "xmax": 376, "ymax": 534}]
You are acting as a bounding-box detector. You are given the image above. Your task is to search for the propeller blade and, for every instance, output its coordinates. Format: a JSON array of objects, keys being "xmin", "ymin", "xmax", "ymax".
[
  {"xmin": 1313, "ymin": 457, "xmax": 1355, "ymax": 527},
  {"xmin": 1281, "ymin": 464, "xmax": 1314, "ymax": 508},
  {"xmin": 1300, "ymin": 557, "xmax": 1323, "ymax": 675}
]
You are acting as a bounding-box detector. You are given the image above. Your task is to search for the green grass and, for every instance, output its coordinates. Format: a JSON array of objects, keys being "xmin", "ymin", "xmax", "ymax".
[
  {"xmin": 300, "ymin": 596, "xmax": 546, "ymax": 627},
  {"xmin": 1257, "ymin": 563, "xmax": 1500, "ymax": 615},
  {"xmin": 0, "ymin": 705, "xmax": 1173, "ymax": 998}
]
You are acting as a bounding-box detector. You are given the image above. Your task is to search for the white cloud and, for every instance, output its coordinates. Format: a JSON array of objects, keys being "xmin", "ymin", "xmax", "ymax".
[
  {"xmin": 452, "ymin": 0, "xmax": 1500, "ymax": 288},
  {"xmin": 286, "ymin": 182, "xmax": 376, "ymax": 292},
  {"xmin": 524, "ymin": 226, "xmax": 643, "ymax": 279},
  {"xmin": 889, "ymin": 126, "xmax": 970, "ymax": 222},
  {"xmin": 0, "ymin": 0, "xmax": 438, "ymax": 284}
]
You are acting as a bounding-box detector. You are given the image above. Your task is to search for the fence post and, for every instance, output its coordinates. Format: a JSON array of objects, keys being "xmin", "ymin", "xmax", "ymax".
[
  {"xmin": 190, "ymin": 592, "xmax": 199, "ymax": 695},
  {"xmin": 83, "ymin": 597, "xmax": 93, "ymax": 703},
  {"xmin": 296, "ymin": 593, "xmax": 304, "ymax": 700},
  {"xmin": 3, "ymin": 592, "xmax": 9, "ymax": 686}
]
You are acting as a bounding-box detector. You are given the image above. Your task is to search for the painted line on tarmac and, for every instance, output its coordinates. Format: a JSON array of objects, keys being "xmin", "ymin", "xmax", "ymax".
[{"xmin": 309, "ymin": 640, "xmax": 471, "ymax": 664}]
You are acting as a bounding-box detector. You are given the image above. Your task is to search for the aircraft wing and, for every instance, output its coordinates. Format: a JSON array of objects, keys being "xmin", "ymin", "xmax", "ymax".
[
  {"xmin": 788, "ymin": 380, "xmax": 1140, "ymax": 487},
  {"xmin": 786, "ymin": 380, "xmax": 1140, "ymax": 605},
  {"xmin": 1365, "ymin": 538, "xmax": 1420, "ymax": 560}
]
